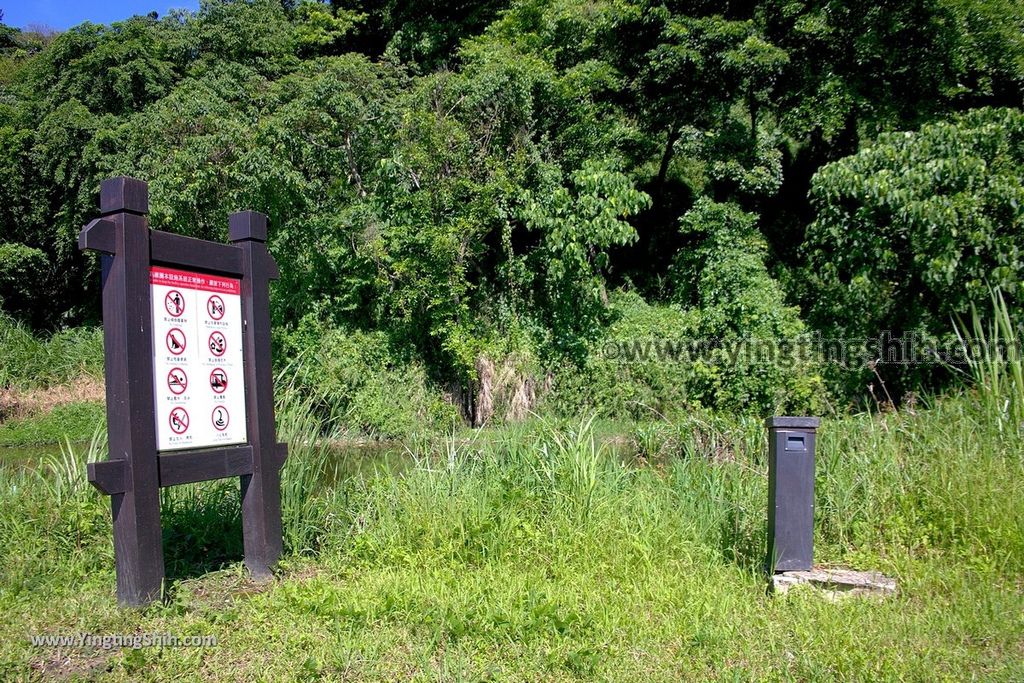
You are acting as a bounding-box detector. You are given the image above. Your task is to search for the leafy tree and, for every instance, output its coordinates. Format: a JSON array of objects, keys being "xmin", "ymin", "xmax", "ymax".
[
  {"xmin": 945, "ymin": 0, "xmax": 1024, "ymax": 104},
  {"xmin": 763, "ymin": 0, "xmax": 1023, "ymax": 144},
  {"xmin": 16, "ymin": 18, "xmax": 176, "ymax": 116},
  {"xmin": 757, "ymin": 0, "xmax": 1024, "ymax": 266},
  {"xmin": 804, "ymin": 107, "xmax": 1024, "ymax": 393},
  {"xmin": 331, "ymin": 0, "xmax": 509, "ymax": 66},
  {"xmin": 293, "ymin": 1, "xmax": 364, "ymax": 56},
  {"xmin": 672, "ymin": 198, "xmax": 821, "ymax": 411},
  {"xmin": 362, "ymin": 51, "xmax": 548, "ymax": 377},
  {"xmin": 521, "ymin": 160, "xmax": 651, "ymax": 356},
  {"xmin": 0, "ymin": 242, "xmax": 47, "ymax": 321},
  {"xmin": 175, "ymin": 0, "xmax": 299, "ymax": 76},
  {"xmin": 1, "ymin": 0, "xmax": 1022, "ymax": 412}
]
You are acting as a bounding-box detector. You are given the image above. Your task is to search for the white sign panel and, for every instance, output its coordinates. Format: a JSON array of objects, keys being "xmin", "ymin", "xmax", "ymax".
[{"xmin": 151, "ymin": 266, "xmax": 247, "ymax": 451}]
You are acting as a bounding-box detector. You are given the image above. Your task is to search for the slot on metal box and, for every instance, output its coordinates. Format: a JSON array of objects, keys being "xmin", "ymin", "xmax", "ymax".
[{"xmin": 785, "ymin": 435, "xmax": 806, "ymax": 451}]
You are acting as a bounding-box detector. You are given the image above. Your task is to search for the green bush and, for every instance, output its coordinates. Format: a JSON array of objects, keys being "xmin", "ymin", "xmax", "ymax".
[
  {"xmin": 551, "ymin": 292, "xmax": 823, "ymax": 419},
  {"xmin": 549, "ymin": 292, "xmax": 697, "ymax": 420},
  {"xmin": 671, "ymin": 199, "xmax": 824, "ymax": 413},
  {"xmin": 553, "ymin": 199, "xmax": 824, "ymax": 419},
  {"xmin": 0, "ymin": 242, "xmax": 48, "ymax": 322},
  {"xmin": 277, "ymin": 319, "xmax": 458, "ymax": 439}
]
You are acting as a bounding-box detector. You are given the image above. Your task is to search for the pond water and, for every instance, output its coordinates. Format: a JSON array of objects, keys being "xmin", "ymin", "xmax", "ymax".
[{"xmin": 316, "ymin": 441, "xmax": 412, "ymax": 481}]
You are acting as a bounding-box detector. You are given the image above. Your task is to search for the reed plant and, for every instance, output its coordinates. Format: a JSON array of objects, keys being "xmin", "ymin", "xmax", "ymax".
[
  {"xmin": 955, "ymin": 286, "xmax": 1024, "ymax": 433},
  {"xmin": 276, "ymin": 378, "xmax": 338, "ymax": 555}
]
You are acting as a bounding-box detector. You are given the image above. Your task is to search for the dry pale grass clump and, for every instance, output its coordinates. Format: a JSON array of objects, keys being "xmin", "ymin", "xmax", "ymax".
[{"xmin": 0, "ymin": 376, "xmax": 105, "ymax": 422}]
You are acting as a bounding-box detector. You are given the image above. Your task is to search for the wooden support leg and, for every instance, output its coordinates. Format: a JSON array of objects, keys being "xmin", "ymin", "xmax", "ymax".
[{"xmin": 230, "ymin": 211, "xmax": 285, "ymax": 579}]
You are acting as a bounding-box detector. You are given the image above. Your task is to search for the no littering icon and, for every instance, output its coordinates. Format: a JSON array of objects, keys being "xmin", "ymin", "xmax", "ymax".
[
  {"xmin": 208, "ymin": 331, "xmax": 227, "ymax": 357},
  {"xmin": 164, "ymin": 290, "xmax": 185, "ymax": 317}
]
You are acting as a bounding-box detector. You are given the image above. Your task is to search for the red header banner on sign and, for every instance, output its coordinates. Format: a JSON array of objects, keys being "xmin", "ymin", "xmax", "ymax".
[{"xmin": 150, "ymin": 266, "xmax": 240, "ymax": 295}]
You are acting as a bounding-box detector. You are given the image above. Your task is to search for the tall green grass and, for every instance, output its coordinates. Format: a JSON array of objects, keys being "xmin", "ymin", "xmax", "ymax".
[
  {"xmin": 1, "ymin": 377, "xmax": 1022, "ymax": 678},
  {"xmin": 277, "ymin": 379, "xmax": 338, "ymax": 555},
  {"xmin": 4, "ymin": 375, "xmax": 1021, "ymax": 580},
  {"xmin": 39, "ymin": 432, "xmax": 104, "ymax": 506},
  {"xmin": 0, "ymin": 313, "xmax": 103, "ymax": 389},
  {"xmin": 955, "ymin": 287, "xmax": 1024, "ymax": 433}
]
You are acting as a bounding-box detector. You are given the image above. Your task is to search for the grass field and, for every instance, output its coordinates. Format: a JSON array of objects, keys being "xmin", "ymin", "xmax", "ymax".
[
  {"xmin": 0, "ymin": 391, "xmax": 1021, "ymax": 681},
  {"xmin": 0, "ymin": 402, "xmax": 105, "ymax": 448}
]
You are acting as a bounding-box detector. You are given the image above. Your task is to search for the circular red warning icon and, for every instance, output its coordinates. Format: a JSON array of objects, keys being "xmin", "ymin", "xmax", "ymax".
[
  {"xmin": 211, "ymin": 406, "xmax": 230, "ymax": 432},
  {"xmin": 166, "ymin": 328, "xmax": 187, "ymax": 355},
  {"xmin": 167, "ymin": 367, "xmax": 188, "ymax": 395},
  {"xmin": 209, "ymin": 368, "xmax": 228, "ymax": 394},
  {"xmin": 165, "ymin": 290, "xmax": 185, "ymax": 317},
  {"xmin": 207, "ymin": 295, "xmax": 225, "ymax": 321},
  {"xmin": 169, "ymin": 407, "xmax": 190, "ymax": 435},
  {"xmin": 208, "ymin": 331, "xmax": 227, "ymax": 357}
]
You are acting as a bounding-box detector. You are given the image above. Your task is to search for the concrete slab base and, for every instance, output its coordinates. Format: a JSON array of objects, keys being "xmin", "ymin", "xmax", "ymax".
[{"xmin": 769, "ymin": 567, "xmax": 898, "ymax": 600}]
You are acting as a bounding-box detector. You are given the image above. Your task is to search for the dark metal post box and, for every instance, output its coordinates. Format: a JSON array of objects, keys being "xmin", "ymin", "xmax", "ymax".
[{"xmin": 766, "ymin": 416, "xmax": 820, "ymax": 572}]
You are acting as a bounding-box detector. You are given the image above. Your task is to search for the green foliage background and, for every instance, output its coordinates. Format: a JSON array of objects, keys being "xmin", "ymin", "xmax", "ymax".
[{"xmin": 1, "ymin": 0, "xmax": 1022, "ymax": 423}]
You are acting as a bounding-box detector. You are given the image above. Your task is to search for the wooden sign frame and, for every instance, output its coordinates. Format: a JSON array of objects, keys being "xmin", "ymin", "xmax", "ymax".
[{"xmin": 79, "ymin": 176, "xmax": 287, "ymax": 606}]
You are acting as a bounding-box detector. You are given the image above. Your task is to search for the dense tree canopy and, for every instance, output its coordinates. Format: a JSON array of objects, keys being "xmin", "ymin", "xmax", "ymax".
[
  {"xmin": 804, "ymin": 106, "xmax": 1024, "ymax": 395},
  {"xmin": 1, "ymin": 0, "xmax": 1022, "ymax": 414}
]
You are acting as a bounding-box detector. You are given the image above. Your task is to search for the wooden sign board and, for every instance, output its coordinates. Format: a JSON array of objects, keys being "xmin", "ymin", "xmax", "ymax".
[{"xmin": 80, "ymin": 176, "xmax": 286, "ymax": 607}]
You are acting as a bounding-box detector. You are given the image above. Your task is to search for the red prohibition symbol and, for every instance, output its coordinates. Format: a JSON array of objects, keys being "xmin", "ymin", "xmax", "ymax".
[
  {"xmin": 207, "ymin": 295, "xmax": 225, "ymax": 320},
  {"xmin": 167, "ymin": 367, "xmax": 188, "ymax": 395},
  {"xmin": 208, "ymin": 330, "xmax": 227, "ymax": 357},
  {"xmin": 169, "ymin": 407, "xmax": 190, "ymax": 435},
  {"xmin": 211, "ymin": 405, "xmax": 230, "ymax": 432},
  {"xmin": 209, "ymin": 368, "xmax": 228, "ymax": 394},
  {"xmin": 166, "ymin": 328, "xmax": 187, "ymax": 354},
  {"xmin": 164, "ymin": 290, "xmax": 185, "ymax": 317}
]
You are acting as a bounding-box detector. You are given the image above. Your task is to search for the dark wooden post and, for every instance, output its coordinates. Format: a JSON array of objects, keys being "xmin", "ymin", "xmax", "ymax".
[
  {"xmin": 230, "ymin": 211, "xmax": 284, "ymax": 579},
  {"xmin": 89, "ymin": 177, "xmax": 165, "ymax": 606}
]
